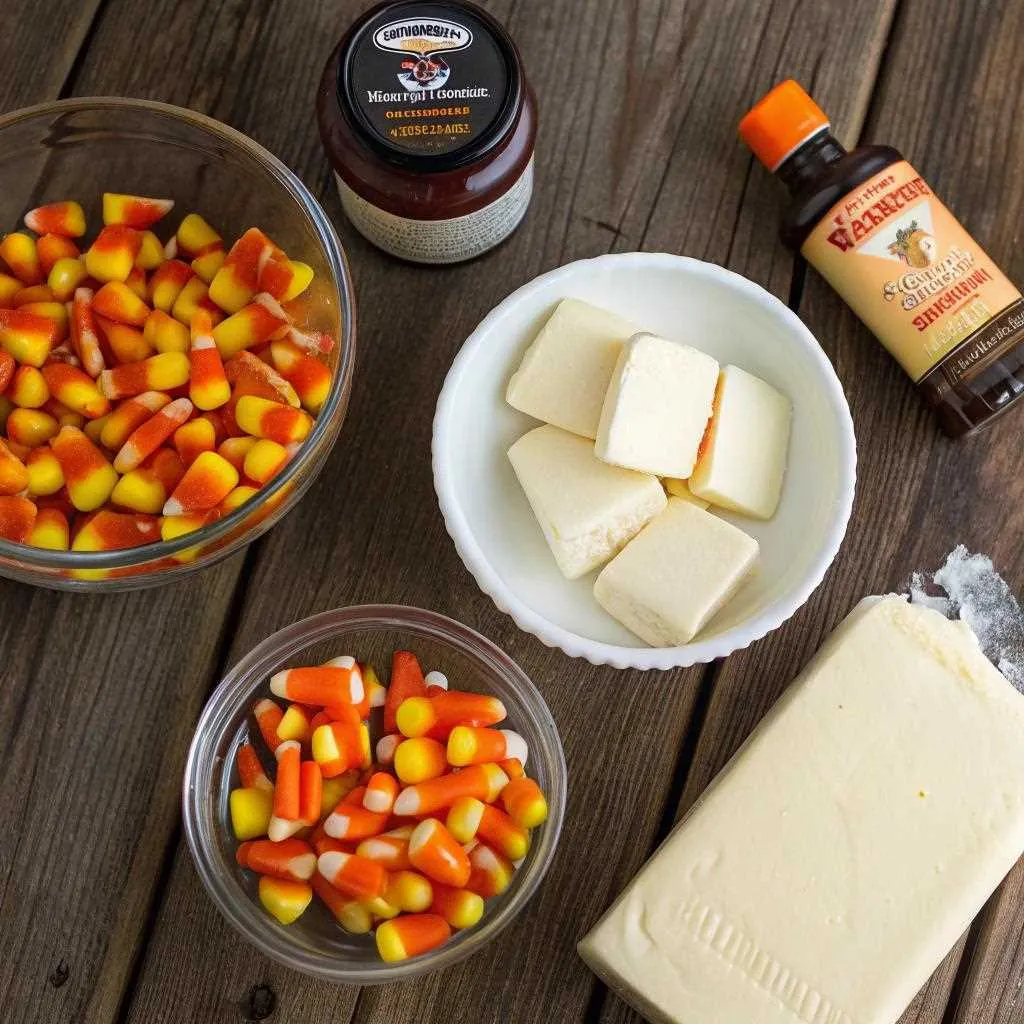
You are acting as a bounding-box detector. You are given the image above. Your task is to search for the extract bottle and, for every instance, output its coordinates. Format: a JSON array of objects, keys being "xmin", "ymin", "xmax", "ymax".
[{"xmin": 741, "ymin": 80, "xmax": 1024, "ymax": 438}]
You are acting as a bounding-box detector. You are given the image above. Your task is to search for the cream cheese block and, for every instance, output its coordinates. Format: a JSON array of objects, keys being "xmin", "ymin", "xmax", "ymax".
[
  {"xmin": 663, "ymin": 477, "xmax": 711, "ymax": 509},
  {"xmin": 689, "ymin": 364, "xmax": 792, "ymax": 520},
  {"xmin": 593, "ymin": 498, "xmax": 757, "ymax": 645},
  {"xmin": 507, "ymin": 424, "xmax": 666, "ymax": 580},
  {"xmin": 505, "ymin": 298, "xmax": 640, "ymax": 439},
  {"xmin": 595, "ymin": 333, "xmax": 718, "ymax": 478},
  {"xmin": 579, "ymin": 595, "xmax": 1024, "ymax": 1024}
]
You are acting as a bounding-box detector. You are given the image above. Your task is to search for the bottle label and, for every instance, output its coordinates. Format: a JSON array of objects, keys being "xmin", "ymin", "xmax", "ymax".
[
  {"xmin": 335, "ymin": 156, "xmax": 533, "ymax": 264},
  {"xmin": 802, "ymin": 159, "xmax": 1023, "ymax": 384}
]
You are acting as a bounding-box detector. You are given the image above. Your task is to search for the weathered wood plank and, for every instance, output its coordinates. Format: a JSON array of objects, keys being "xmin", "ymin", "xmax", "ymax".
[{"xmin": 602, "ymin": 0, "xmax": 1024, "ymax": 1023}]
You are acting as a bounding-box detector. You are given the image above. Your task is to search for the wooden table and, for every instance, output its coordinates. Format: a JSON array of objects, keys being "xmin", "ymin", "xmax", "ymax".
[{"xmin": 2, "ymin": 0, "xmax": 1023, "ymax": 1021}]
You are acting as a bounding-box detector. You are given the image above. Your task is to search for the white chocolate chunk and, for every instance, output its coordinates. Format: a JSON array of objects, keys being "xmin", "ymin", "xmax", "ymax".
[
  {"xmin": 662, "ymin": 477, "xmax": 710, "ymax": 509},
  {"xmin": 689, "ymin": 364, "xmax": 792, "ymax": 520},
  {"xmin": 595, "ymin": 333, "xmax": 718, "ymax": 478},
  {"xmin": 505, "ymin": 298, "xmax": 640, "ymax": 439},
  {"xmin": 507, "ymin": 424, "xmax": 666, "ymax": 580},
  {"xmin": 579, "ymin": 596, "xmax": 1024, "ymax": 1024},
  {"xmin": 594, "ymin": 498, "xmax": 757, "ymax": 646}
]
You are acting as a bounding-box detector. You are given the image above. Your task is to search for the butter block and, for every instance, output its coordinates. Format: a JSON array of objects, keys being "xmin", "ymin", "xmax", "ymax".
[
  {"xmin": 579, "ymin": 596, "xmax": 1024, "ymax": 1024},
  {"xmin": 508, "ymin": 424, "xmax": 666, "ymax": 580},
  {"xmin": 689, "ymin": 364, "xmax": 791, "ymax": 520},
  {"xmin": 595, "ymin": 333, "xmax": 718, "ymax": 478},
  {"xmin": 662, "ymin": 478, "xmax": 710, "ymax": 509},
  {"xmin": 594, "ymin": 498, "xmax": 757, "ymax": 645},
  {"xmin": 506, "ymin": 298, "xmax": 640, "ymax": 439}
]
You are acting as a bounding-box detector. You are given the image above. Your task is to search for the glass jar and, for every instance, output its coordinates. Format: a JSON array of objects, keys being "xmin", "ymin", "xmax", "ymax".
[{"xmin": 317, "ymin": 0, "xmax": 537, "ymax": 265}]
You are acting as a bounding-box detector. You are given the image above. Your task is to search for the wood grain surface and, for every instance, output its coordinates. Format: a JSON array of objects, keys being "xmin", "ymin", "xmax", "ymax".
[{"xmin": 0, "ymin": 0, "xmax": 1023, "ymax": 1023}]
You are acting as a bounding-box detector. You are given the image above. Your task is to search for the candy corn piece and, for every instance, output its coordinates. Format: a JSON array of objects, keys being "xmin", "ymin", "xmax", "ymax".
[
  {"xmin": 6, "ymin": 409, "xmax": 59, "ymax": 447},
  {"xmin": 112, "ymin": 396, "xmax": 193, "ymax": 472},
  {"xmin": 209, "ymin": 228, "xmax": 280, "ymax": 313},
  {"xmin": 0, "ymin": 495, "xmax": 37, "ymax": 541},
  {"xmin": 170, "ymin": 276, "xmax": 216, "ymax": 326},
  {"xmin": 393, "ymin": 763, "xmax": 509, "ymax": 818},
  {"xmin": 375, "ymin": 914, "xmax": 451, "ymax": 963},
  {"xmin": 230, "ymin": 787, "xmax": 274, "ymax": 841},
  {"xmin": 323, "ymin": 800, "xmax": 389, "ymax": 841},
  {"xmin": 69, "ymin": 288, "xmax": 106, "ymax": 377},
  {"xmin": 445, "ymin": 797, "xmax": 485, "ymax": 845},
  {"xmin": 357, "ymin": 826, "xmax": 414, "ymax": 870},
  {"xmin": 135, "ymin": 231, "xmax": 165, "ymax": 272},
  {"xmin": 50, "ymin": 426, "xmax": 119, "ymax": 511},
  {"xmin": 465, "ymin": 842, "xmax": 514, "ymax": 898},
  {"xmin": 173, "ymin": 417, "xmax": 217, "ymax": 466},
  {"xmin": 220, "ymin": 484, "xmax": 259, "ymax": 514},
  {"xmin": 159, "ymin": 509, "xmax": 218, "ymax": 542},
  {"xmin": 376, "ymin": 733, "xmax": 401, "ymax": 766},
  {"xmin": 408, "ymin": 819, "xmax": 472, "ymax": 887},
  {"xmin": 85, "ymin": 225, "xmax": 142, "ymax": 283},
  {"xmin": 237, "ymin": 742, "xmax": 273, "ymax": 792},
  {"xmin": 176, "ymin": 213, "xmax": 222, "ymax": 258},
  {"xmin": 98, "ymin": 351, "xmax": 190, "ymax": 400},
  {"xmin": 110, "ymin": 465, "xmax": 167, "ymax": 514},
  {"xmin": 447, "ymin": 726, "xmax": 528, "ymax": 768},
  {"xmin": 149, "ymin": 260, "xmax": 192, "ymax": 313},
  {"xmin": 144, "ymin": 309, "xmax": 190, "ymax": 353},
  {"xmin": 212, "ymin": 293, "xmax": 289, "ymax": 357},
  {"xmin": 102, "ymin": 391, "xmax": 171, "ymax": 452},
  {"xmin": 242, "ymin": 438, "xmax": 288, "ymax": 485},
  {"xmin": 269, "ymin": 338, "xmax": 332, "ymax": 413},
  {"xmin": 311, "ymin": 708, "xmax": 363, "ymax": 779},
  {"xmin": 102, "ymin": 193, "xmax": 174, "ymax": 230},
  {"xmin": 272, "ymin": 740, "xmax": 302, "ymax": 822},
  {"xmin": 277, "ymin": 703, "xmax": 312, "ymax": 744},
  {"xmin": 253, "ymin": 697, "xmax": 284, "ymax": 753},
  {"xmin": 41, "ymin": 364, "xmax": 110, "ymax": 419},
  {"xmin": 24, "ymin": 202, "xmax": 86, "ymax": 238},
  {"xmin": 271, "ymin": 661, "xmax": 364, "ymax": 707},
  {"xmin": 72, "ymin": 510, "xmax": 160, "ymax": 551},
  {"xmin": 396, "ymin": 692, "xmax": 507, "ymax": 740},
  {"xmin": 9, "ymin": 366, "xmax": 48, "ymax": 408},
  {"xmin": 48, "ymin": 258, "xmax": 88, "ymax": 302},
  {"xmin": 394, "ymin": 737, "xmax": 447, "ymax": 785},
  {"xmin": 385, "ymin": 870, "xmax": 434, "ymax": 914},
  {"xmin": 430, "ymin": 883, "xmax": 485, "ymax": 930},
  {"xmin": 25, "ymin": 447, "xmax": 64, "ymax": 496},
  {"xmin": 385, "ymin": 651, "xmax": 428, "ymax": 733},
  {"xmin": 499, "ymin": 757, "xmax": 527, "ymax": 780},
  {"xmin": 363, "ymin": 772, "xmax": 400, "ymax": 815},
  {"xmin": 0, "ymin": 273, "xmax": 20, "ymax": 306},
  {"xmin": 0, "ymin": 233, "xmax": 43, "ymax": 285},
  {"xmin": 0, "ymin": 308, "xmax": 61, "ymax": 366},
  {"xmin": 93, "ymin": 281, "xmax": 150, "ymax": 326},
  {"xmin": 188, "ymin": 312, "xmax": 230, "ymax": 410},
  {"xmin": 258, "ymin": 877, "xmax": 312, "ymax": 925},
  {"xmin": 316, "ymin": 851, "xmax": 388, "ymax": 902},
  {"xmin": 26, "ymin": 506, "xmax": 69, "ymax": 549},
  {"xmin": 217, "ymin": 435, "xmax": 258, "ymax": 472},
  {"xmin": 311, "ymin": 873, "xmax": 373, "ymax": 934},
  {"xmin": 475, "ymin": 803, "xmax": 530, "ymax": 861},
  {"xmin": 36, "ymin": 234, "xmax": 80, "ymax": 276},
  {"xmin": 237, "ymin": 837, "xmax": 317, "ymax": 882},
  {"xmin": 0, "ymin": 439, "xmax": 29, "ymax": 495},
  {"xmin": 500, "ymin": 777, "xmax": 549, "ymax": 829}
]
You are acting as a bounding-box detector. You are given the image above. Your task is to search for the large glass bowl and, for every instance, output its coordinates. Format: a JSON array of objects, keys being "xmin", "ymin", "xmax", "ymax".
[
  {"xmin": 183, "ymin": 605, "xmax": 567, "ymax": 984},
  {"xmin": 0, "ymin": 98, "xmax": 356, "ymax": 590}
]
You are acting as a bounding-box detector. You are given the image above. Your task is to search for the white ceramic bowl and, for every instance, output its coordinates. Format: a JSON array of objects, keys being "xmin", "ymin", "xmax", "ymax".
[{"xmin": 433, "ymin": 252, "xmax": 856, "ymax": 670}]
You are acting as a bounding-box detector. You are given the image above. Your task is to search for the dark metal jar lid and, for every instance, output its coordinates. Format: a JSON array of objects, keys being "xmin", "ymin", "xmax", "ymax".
[{"xmin": 338, "ymin": 0, "xmax": 523, "ymax": 173}]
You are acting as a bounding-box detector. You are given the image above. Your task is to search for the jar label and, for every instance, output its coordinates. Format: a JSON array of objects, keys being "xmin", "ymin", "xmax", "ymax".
[
  {"xmin": 802, "ymin": 159, "xmax": 1022, "ymax": 383},
  {"xmin": 348, "ymin": 3, "xmax": 511, "ymax": 159},
  {"xmin": 335, "ymin": 157, "xmax": 533, "ymax": 264}
]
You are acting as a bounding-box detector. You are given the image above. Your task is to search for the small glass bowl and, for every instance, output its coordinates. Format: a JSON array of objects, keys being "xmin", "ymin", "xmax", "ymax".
[
  {"xmin": 183, "ymin": 605, "xmax": 566, "ymax": 984},
  {"xmin": 0, "ymin": 98, "xmax": 356, "ymax": 591}
]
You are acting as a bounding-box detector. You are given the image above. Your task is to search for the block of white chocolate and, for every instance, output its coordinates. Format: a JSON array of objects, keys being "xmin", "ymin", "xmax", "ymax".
[
  {"xmin": 579, "ymin": 595, "xmax": 1024, "ymax": 1024},
  {"xmin": 662, "ymin": 477, "xmax": 710, "ymax": 509},
  {"xmin": 505, "ymin": 298, "xmax": 640, "ymax": 439},
  {"xmin": 594, "ymin": 498, "xmax": 757, "ymax": 645},
  {"xmin": 689, "ymin": 363, "xmax": 791, "ymax": 520},
  {"xmin": 595, "ymin": 333, "xmax": 718, "ymax": 478},
  {"xmin": 507, "ymin": 424, "xmax": 666, "ymax": 580}
]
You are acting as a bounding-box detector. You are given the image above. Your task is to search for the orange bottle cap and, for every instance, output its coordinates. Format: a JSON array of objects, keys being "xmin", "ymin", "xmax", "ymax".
[{"xmin": 739, "ymin": 80, "xmax": 830, "ymax": 172}]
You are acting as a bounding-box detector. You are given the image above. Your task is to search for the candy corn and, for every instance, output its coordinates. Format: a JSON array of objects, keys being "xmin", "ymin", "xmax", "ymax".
[
  {"xmin": 149, "ymin": 260, "xmax": 192, "ymax": 313},
  {"xmin": 112, "ymin": 396, "xmax": 193, "ymax": 472},
  {"xmin": 0, "ymin": 307, "xmax": 60, "ymax": 366},
  {"xmin": 317, "ymin": 851, "xmax": 388, "ymax": 902},
  {"xmin": 396, "ymin": 692, "xmax": 507, "ymax": 740},
  {"xmin": 26, "ymin": 507, "xmax": 69, "ymax": 550},
  {"xmin": 0, "ymin": 439, "xmax": 29, "ymax": 495},
  {"xmin": 209, "ymin": 228, "xmax": 277, "ymax": 313},
  {"xmin": 0, "ymin": 496, "xmax": 37, "ymax": 541},
  {"xmin": 25, "ymin": 448, "xmax": 63, "ymax": 496},
  {"xmin": 41, "ymin": 364, "xmax": 109, "ymax": 419},
  {"xmin": 394, "ymin": 737, "xmax": 448, "ymax": 785},
  {"xmin": 85, "ymin": 225, "xmax": 142, "ymax": 283},
  {"xmin": 0, "ymin": 233, "xmax": 43, "ymax": 285},
  {"xmin": 25, "ymin": 202, "xmax": 86, "ymax": 239},
  {"xmin": 270, "ymin": 338, "xmax": 332, "ymax": 413},
  {"xmin": 72, "ymin": 510, "xmax": 160, "ymax": 551},
  {"xmin": 230, "ymin": 787, "xmax": 274, "ymax": 841},
  {"xmin": 212, "ymin": 293, "xmax": 289, "ymax": 357},
  {"xmin": 253, "ymin": 697, "xmax": 284, "ymax": 753},
  {"xmin": 237, "ymin": 742, "xmax": 273, "ymax": 792},
  {"xmin": 36, "ymin": 234, "xmax": 80, "ymax": 276},
  {"xmin": 225, "ymin": 350, "xmax": 299, "ymax": 407},
  {"xmin": 98, "ymin": 351, "xmax": 190, "ymax": 400},
  {"xmin": 189, "ymin": 313, "xmax": 230, "ymax": 410},
  {"xmin": 357, "ymin": 826, "xmax": 413, "ymax": 870},
  {"xmin": 232, "ymin": 394, "xmax": 312, "ymax": 444},
  {"xmin": 271, "ymin": 662, "xmax": 363, "ymax": 707},
  {"xmin": 500, "ymin": 777, "xmax": 549, "ymax": 829},
  {"xmin": 69, "ymin": 288, "xmax": 106, "ymax": 377},
  {"xmin": 447, "ymin": 726, "xmax": 528, "ymax": 768},
  {"xmin": 311, "ymin": 873, "xmax": 373, "ymax": 933},
  {"xmin": 363, "ymin": 771, "xmax": 400, "ymax": 814},
  {"xmin": 51, "ymin": 426, "xmax": 119, "ymax": 511},
  {"xmin": 393, "ymin": 764, "xmax": 509, "ymax": 818},
  {"xmin": 6, "ymin": 409, "xmax": 59, "ymax": 447},
  {"xmin": 93, "ymin": 281, "xmax": 150, "ymax": 326},
  {"xmin": 385, "ymin": 871, "xmax": 434, "ymax": 914},
  {"xmin": 323, "ymin": 800, "xmax": 389, "ymax": 841},
  {"xmin": 465, "ymin": 842, "xmax": 514, "ymax": 898},
  {"xmin": 103, "ymin": 193, "xmax": 174, "ymax": 230},
  {"xmin": 144, "ymin": 309, "xmax": 190, "ymax": 353},
  {"xmin": 408, "ymin": 819, "xmax": 471, "ymax": 888},
  {"xmin": 173, "ymin": 416, "xmax": 216, "ymax": 466},
  {"xmin": 272, "ymin": 739, "xmax": 302, "ymax": 822},
  {"xmin": 376, "ymin": 915, "xmax": 451, "ymax": 963},
  {"xmin": 258, "ymin": 877, "xmax": 313, "ymax": 925}
]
